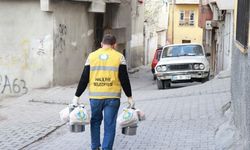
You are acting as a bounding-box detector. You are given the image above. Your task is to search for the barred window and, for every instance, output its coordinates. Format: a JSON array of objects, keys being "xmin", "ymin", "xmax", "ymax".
[
  {"xmin": 179, "ymin": 11, "xmax": 185, "ymax": 25},
  {"xmin": 189, "ymin": 11, "xmax": 195, "ymax": 26},
  {"xmin": 179, "ymin": 10, "xmax": 195, "ymax": 26},
  {"xmin": 236, "ymin": 0, "xmax": 249, "ymax": 48}
]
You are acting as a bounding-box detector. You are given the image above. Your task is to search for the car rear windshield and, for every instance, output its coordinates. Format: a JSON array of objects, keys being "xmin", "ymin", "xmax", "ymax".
[{"xmin": 162, "ymin": 45, "xmax": 204, "ymax": 58}]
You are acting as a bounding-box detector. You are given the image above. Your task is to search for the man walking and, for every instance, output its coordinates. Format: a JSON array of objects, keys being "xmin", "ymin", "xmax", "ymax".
[{"xmin": 72, "ymin": 34, "xmax": 133, "ymax": 150}]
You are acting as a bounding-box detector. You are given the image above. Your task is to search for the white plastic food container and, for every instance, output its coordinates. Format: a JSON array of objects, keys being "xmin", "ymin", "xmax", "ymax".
[{"xmin": 69, "ymin": 104, "xmax": 85, "ymax": 133}]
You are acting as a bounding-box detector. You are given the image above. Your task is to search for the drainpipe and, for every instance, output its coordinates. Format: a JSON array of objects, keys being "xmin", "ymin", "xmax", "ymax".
[{"xmin": 172, "ymin": 0, "xmax": 175, "ymax": 44}]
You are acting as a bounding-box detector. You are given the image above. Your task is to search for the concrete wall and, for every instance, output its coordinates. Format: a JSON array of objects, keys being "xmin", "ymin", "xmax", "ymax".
[
  {"xmin": 52, "ymin": 0, "xmax": 94, "ymax": 86},
  {"xmin": 215, "ymin": 11, "xmax": 233, "ymax": 74},
  {"xmin": 0, "ymin": 0, "xmax": 95, "ymax": 97},
  {"xmin": 144, "ymin": 30, "xmax": 167, "ymax": 65},
  {"xmin": 105, "ymin": 0, "xmax": 132, "ymax": 57},
  {"xmin": 104, "ymin": 0, "xmax": 145, "ymax": 68},
  {"xmin": 231, "ymin": 16, "xmax": 250, "ymax": 150},
  {"xmin": 147, "ymin": 34, "xmax": 158, "ymax": 64},
  {"xmin": 157, "ymin": 30, "xmax": 167, "ymax": 47},
  {"xmin": 129, "ymin": 0, "xmax": 145, "ymax": 68},
  {"xmin": 0, "ymin": 0, "xmax": 53, "ymax": 98},
  {"xmin": 0, "ymin": 0, "xmax": 144, "ymax": 98},
  {"xmin": 231, "ymin": 45, "xmax": 250, "ymax": 150},
  {"xmin": 105, "ymin": 1, "xmax": 132, "ymax": 41}
]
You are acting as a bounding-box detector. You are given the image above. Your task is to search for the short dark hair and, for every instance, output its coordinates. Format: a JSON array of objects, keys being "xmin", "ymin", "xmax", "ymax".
[{"xmin": 102, "ymin": 34, "xmax": 116, "ymax": 45}]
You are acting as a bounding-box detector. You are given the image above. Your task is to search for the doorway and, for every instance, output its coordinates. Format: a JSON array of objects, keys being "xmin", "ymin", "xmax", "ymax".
[{"xmin": 94, "ymin": 13, "xmax": 104, "ymax": 50}]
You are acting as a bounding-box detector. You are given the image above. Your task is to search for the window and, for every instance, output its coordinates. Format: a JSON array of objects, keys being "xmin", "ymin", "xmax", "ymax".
[
  {"xmin": 157, "ymin": 50, "xmax": 162, "ymax": 61},
  {"xmin": 162, "ymin": 45, "xmax": 204, "ymax": 58},
  {"xmin": 179, "ymin": 10, "xmax": 195, "ymax": 26},
  {"xmin": 189, "ymin": 11, "xmax": 194, "ymax": 26},
  {"xmin": 179, "ymin": 11, "xmax": 185, "ymax": 25},
  {"xmin": 236, "ymin": 0, "xmax": 249, "ymax": 49}
]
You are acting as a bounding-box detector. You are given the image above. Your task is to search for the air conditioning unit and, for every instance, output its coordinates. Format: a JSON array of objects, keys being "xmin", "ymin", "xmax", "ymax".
[{"xmin": 206, "ymin": 21, "xmax": 212, "ymax": 30}]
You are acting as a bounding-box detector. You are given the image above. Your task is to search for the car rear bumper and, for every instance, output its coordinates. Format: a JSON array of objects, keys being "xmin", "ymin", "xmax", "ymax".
[{"xmin": 156, "ymin": 71, "xmax": 209, "ymax": 81}]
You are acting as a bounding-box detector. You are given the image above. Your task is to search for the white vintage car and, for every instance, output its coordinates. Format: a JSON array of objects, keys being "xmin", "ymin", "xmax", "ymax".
[{"xmin": 155, "ymin": 43, "xmax": 210, "ymax": 89}]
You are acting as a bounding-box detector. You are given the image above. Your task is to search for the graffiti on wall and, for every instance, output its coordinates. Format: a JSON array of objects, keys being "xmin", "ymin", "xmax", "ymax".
[
  {"xmin": 55, "ymin": 24, "xmax": 67, "ymax": 51},
  {"xmin": 30, "ymin": 35, "xmax": 52, "ymax": 57},
  {"xmin": 37, "ymin": 39, "xmax": 45, "ymax": 55},
  {"xmin": 0, "ymin": 75, "xmax": 28, "ymax": 94}
]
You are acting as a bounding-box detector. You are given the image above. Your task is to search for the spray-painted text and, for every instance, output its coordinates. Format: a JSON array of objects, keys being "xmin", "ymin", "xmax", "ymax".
[{"xmin": 0, "ymin": 75, "xmax": 28, "ymax": 94}]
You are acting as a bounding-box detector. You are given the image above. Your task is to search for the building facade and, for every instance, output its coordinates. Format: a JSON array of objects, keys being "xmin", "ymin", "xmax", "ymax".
[
  {"xmin": 144, "ymin": 0, "xmax": 168, "ymax": 64},
  {"xmin": 0, "ymin": 0, "xmax": 144, "ymax": 98},
  {"xmin": 204, "ymin": 0, "xmax": 234, "ymax": 75},
  {"xmin": 200, "ymin": 0, "xmax": 234, "ymax": 75},
  {"xmin": 167, "ymin": 0, "xmax": 203, "ymax": 44}
]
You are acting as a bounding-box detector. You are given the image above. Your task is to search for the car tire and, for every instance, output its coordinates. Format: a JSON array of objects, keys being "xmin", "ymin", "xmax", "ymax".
[
  {"xmin": 201, "ymin": 72, "xmax": 210, "ymax": 83},
  {"xmin": 157, "ymin": 80, "xmax": 170, "ymax": 89},
  {"xmin": 163, "ymin": 80, "xmax": 171, "ymax": 89},
  {"xmin": 157, "ymin": 79, "xmax": 164, "ymax": 89}
]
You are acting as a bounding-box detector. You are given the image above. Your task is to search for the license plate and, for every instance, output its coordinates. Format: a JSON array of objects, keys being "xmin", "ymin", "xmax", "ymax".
[{"xmin": 171, "ymin": 75, "xmax": 191, "ymax": 81}]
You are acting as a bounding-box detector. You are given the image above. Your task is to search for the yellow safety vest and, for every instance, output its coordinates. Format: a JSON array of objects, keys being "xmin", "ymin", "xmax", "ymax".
[{"xmin": 88, "ymin": 48, "xmax": 123, "ymax": 99}]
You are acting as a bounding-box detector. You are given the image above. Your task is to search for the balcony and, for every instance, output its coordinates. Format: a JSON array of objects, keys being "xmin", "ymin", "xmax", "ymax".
[
  {"xmin": 175, "ymin": 0, "xmax": 200, "ymax": 4},
  {"xmin": 40, "ymin": 0, "xmax": 121, "ymax": 12},
  {"xmin": 207, "ymin": 0, "xmax": 233, "ymax": 10},
  {"xmin": 216, "ymin": 0, "xmax": 234, "ymax": 10},
  {"xmin": 71, "ymin": 0, "xmax": 121, "ymax": 13}
]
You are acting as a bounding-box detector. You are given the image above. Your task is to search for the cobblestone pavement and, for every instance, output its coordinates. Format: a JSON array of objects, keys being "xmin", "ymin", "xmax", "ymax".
[
  {"xmin": 0, "ymin": 96, "xmax": 66, "ymax": 150},
  {"xmin": 0, "ymin": 66, "xmax": 231, "ymax": 150}
]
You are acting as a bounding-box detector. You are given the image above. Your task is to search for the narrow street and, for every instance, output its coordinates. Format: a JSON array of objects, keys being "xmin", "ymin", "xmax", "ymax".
[
  {"xmin": 0, "ymin": 66, "xmax": 230, "ymax": 150},
  {"xmin": 0, "ymin": 0, "xmax": 249, "ymax": 149}
]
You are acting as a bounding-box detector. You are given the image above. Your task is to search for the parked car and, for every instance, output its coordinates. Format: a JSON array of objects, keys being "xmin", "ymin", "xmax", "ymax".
[
  {"xmin": 151, "ymin": 47, "xmax": 163, "ymax": 80},
  {"xmin": 154, "ymin": 43, "xmax": 210, "ymax": 89}
]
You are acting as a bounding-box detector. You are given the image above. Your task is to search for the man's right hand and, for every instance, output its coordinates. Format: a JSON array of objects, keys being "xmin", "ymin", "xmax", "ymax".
[
  {"xmin": 128, "ymin": 97, "xmax": 134, "ymax": 108},
  {"xmin": 72, "ymin": 96, "xmax": 79, "ymax": 106}
]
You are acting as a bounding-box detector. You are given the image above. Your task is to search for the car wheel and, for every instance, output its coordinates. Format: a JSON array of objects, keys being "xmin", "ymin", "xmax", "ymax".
[
  {"xmin": 157, "ymin": 79, "xmax": 164, "ymax": 89},
  {"xmin": 163, "ymin": 80, "xmax": 171, "ymax": 89},
  {"xmin": 157, "ymin": 80, "xmax": 170, "ymax": 89},
  {"xmin": 201, "ymin": 72, "xmax": 210, "ymax": 83}
]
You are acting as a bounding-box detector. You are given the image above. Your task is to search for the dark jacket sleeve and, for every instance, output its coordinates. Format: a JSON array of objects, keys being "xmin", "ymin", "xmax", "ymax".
[
  {"xmin": 118, "ymin": 64, "xmax": 132, "ymax": 97},
  {"xmin": 75, "ymin": 65, "xmax": 90, "ymax": 97}
]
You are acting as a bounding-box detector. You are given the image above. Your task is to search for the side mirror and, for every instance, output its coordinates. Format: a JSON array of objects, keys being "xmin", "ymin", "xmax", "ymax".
[{"xmin": 206, "ymin": 53, "xmax": 211, "ymax": 57}]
